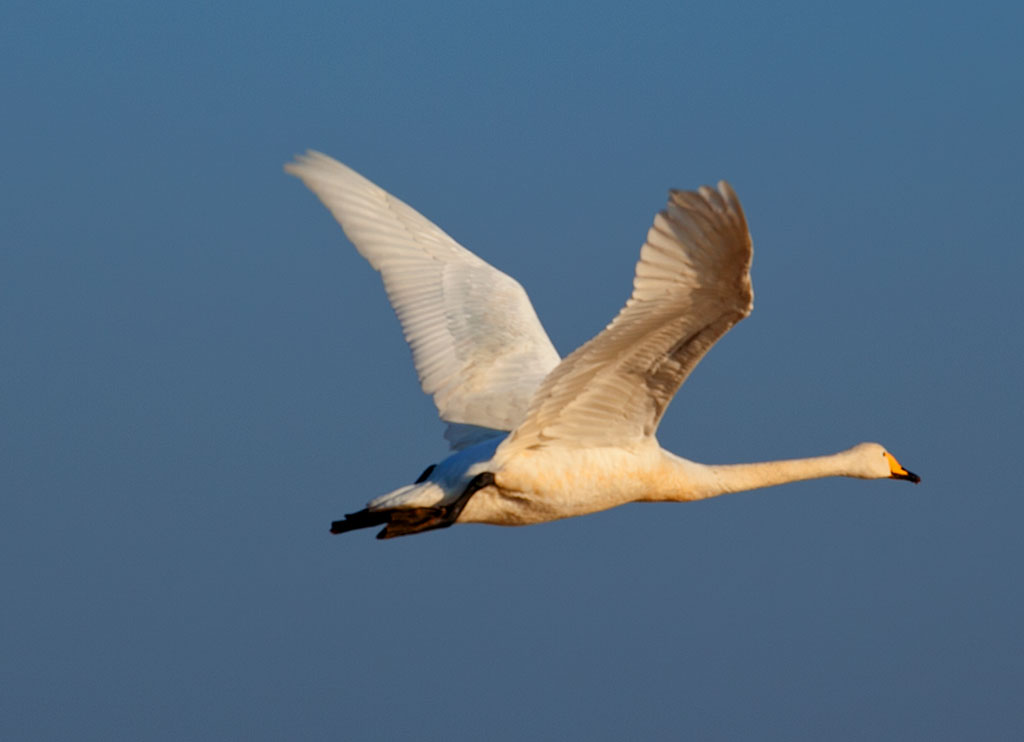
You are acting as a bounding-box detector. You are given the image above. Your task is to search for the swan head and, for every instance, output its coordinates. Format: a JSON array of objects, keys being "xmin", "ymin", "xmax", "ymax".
[{"xmin": 848, "ymin": 442, "xmax": 920, "ymax": 482}]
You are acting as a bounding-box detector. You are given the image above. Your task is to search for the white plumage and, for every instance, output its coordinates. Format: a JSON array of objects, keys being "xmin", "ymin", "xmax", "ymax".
[
  {"xmin": 285, "ymin": 151, "xmax": 559, "ymax": 450},
  {"xmin": 285, "ymin": 151, "xmax": 919, "ymax": 539}
]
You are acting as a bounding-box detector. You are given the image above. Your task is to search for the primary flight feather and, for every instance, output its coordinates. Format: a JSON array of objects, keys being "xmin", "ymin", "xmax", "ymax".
[{"xmin": 285, "ymin": 151, "xmax": 919, "ymax": 539}]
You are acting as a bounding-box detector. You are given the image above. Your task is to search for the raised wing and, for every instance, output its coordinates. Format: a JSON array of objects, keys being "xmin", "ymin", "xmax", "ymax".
[
  {"xmin": 285, "ymin": 152, "xmax": 561, "ymax": 448},
  {"xmin": 504, "ymin": 182, "xmax": 752, "ymax": 451}
]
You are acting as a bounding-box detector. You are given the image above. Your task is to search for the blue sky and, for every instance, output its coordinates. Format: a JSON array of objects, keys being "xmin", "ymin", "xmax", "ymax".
[{"xmin": 3, "ymin": 1, "xmax": 1022, "ymax": 739}]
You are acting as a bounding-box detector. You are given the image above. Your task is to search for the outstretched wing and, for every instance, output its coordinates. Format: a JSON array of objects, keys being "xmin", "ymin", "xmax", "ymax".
[
  {"xmin": 504, "ymin": 182, "xmax": 752, "ymax": 451},
  {"xmin": 285, "ymin": 152, "xmax": 561, "ymax": 448}
]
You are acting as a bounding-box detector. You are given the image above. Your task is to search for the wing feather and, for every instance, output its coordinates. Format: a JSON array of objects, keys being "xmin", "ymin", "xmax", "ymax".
[
  {"xmin": 285, "ymin": 152, "xmax": 561, "ymax": 448},
  {"xmin": 504, "ymin": 181, "xmax": 752, "ymax": 450}
]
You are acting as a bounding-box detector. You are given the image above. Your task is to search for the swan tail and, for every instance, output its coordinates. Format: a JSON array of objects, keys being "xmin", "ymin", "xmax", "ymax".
[
  {"xmin": 330, "ymin": 472, "xmax": 495, "ymax": 539},
  {"xmin": 328, "ymin": 506, "xmax": 453, "ymax": 539},
  {"xmin": 329, "ymin": 509, "xmax": 390, "ymax": 535},
  {"xmin": 328, "ymin": 506, "xmax": 452, "ymax": 539}
]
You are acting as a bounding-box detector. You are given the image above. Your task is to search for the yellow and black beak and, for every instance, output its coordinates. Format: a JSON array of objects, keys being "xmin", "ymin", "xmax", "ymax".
[{"xmin": 885, "ymin": 452, "xmax": 921, "ymax": 483}]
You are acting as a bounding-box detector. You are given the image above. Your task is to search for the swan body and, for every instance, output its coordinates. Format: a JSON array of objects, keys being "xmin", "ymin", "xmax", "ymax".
[{"xmin": 285, "ymin": 151, "xmax": 919, "ymax": 539}]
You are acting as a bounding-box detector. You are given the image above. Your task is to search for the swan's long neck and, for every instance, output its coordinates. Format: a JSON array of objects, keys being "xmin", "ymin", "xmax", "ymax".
[{"xmin": 657, "ymin": 449, "xmax": 862, "ymax": 502}]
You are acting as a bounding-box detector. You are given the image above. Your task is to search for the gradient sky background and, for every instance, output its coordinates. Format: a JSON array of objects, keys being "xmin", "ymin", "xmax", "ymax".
[{"xmin": 4, "ymin": 1, "xmax": 1023, "ymax": 739}]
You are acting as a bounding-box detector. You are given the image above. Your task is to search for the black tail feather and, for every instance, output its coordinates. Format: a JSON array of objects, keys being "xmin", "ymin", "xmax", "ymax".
[
  {"xmin": 330, "ymin": 509, "xmax": 389, "ymax": 535},
  {"xmin": 330, "ymin": 472, "xmax": 495, "ymax": 540},
  {"xmin": 329, "ymin": 506, "xmax": 458, "ymax": 539}
]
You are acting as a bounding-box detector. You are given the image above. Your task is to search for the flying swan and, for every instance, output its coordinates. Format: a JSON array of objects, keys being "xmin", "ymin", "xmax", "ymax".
[{"xmin": 285, "ymin": 152, "xmax": 919, "ymax": 539}]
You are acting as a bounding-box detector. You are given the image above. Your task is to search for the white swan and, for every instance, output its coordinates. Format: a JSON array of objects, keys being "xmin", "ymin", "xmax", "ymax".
[{"xmin": 285, "ymin": 151, "xmax": 919, "ymax": 539}]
